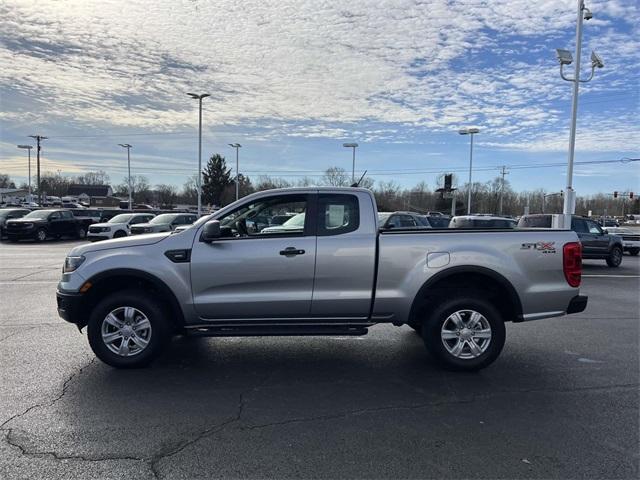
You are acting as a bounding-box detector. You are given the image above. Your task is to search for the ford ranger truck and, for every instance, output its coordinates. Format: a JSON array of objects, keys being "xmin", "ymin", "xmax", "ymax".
[{"xmin": 56, "ymin": 187, "xmax": 587, "ymax": 371}]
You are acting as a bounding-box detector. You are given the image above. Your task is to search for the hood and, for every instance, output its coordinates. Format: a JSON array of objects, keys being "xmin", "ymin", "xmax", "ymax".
[
  {"xmin": 89, "ymin": 222, "xmax": 114, "ymax": 228},
  {"xmin": 68, "ymin": 232, "xmax": 171, "ymax": 256},
  {"xmin": 131, "ymin": 222, "xmax": 167, "ymax": 229},
  {"xmin": 7, "ymin": 217, "xmax": 45, "ymax": 224}
]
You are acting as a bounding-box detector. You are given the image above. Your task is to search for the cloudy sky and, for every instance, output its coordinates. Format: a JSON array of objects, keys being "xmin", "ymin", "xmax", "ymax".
[{"xmin": 0, "ymin": 0, "xmax": 638, "ymax": 194}]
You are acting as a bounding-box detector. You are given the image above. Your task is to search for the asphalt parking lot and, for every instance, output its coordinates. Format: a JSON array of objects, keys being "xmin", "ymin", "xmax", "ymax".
[{"xmin": 0, "ymin": 239, "xmax": 638, "ymax": 480}]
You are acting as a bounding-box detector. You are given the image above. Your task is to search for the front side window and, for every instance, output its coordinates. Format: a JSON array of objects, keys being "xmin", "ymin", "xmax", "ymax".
[
  {"xmin": 587, "ymin": 221, "xmax": 602, "ymax": 234},
  {"xmin": 317, "ymin": 194, "xmax": 359, "ymax": 236},
  {"xmin": 572, "ymin": 218, "xmax": 588, "ymax": 233},
  {"xmin": 216, "ymin": 194, "xmax": 309, "ymax": 238}
]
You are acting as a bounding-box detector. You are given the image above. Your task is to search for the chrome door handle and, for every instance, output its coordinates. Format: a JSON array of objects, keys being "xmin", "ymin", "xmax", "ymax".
[{"xmin": 279, "ymin": 247, "xmax": 305, "ymax": 256}]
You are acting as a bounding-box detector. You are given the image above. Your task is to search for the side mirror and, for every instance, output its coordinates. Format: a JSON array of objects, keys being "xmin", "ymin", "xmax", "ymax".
[{"xmin": 202, "ymin": 220, "xmax": 221, "ymax": 242}]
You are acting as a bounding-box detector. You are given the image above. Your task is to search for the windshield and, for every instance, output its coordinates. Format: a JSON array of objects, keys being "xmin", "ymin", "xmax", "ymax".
[
  {"xmin": 150, "ymin": 214, "xmax": 177, "ymax": 224},
  {"xmin": 108, "ymin": 214, "xmax": 134, "ymax": 223},
  {"xmin": 377, "ymin": 213, "xmax": 391, "ymax": 226},
  {"xmin": 23, "ymin": 210, "xmax": 53, "ymax": 219}
]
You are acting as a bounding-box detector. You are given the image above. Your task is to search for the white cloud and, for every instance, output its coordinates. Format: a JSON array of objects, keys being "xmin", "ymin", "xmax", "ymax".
[{"xmin": 0, "ymin": 0, "xmax": 637, "ymax": 154}]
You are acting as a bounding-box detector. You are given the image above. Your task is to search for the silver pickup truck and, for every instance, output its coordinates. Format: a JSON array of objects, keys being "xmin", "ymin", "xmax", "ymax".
[{"xmin": 57, "ymin": 187, "xmax": 587, "ymax": 371}]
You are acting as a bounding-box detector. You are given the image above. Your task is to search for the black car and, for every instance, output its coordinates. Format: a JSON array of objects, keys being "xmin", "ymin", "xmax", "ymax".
[
  {"xmin": 0, "ymin": 208, "xmax": 30, "ymax": 237},
  {"xmin": 378, "ymin": 211, "xmax": 431, "ymax": 229},
  {"xmin": 518, "ymin": 214, "xmax": 624, "ymax": 267},
  {"xmin": 5, "ymin": 209, "xmax": 93, "ymax": 242}
]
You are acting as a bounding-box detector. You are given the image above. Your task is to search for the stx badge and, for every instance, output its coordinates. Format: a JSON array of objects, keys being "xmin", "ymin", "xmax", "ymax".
[{"xmin": 521, "ymin": 241, "xmax": 557, "ymax": 253}]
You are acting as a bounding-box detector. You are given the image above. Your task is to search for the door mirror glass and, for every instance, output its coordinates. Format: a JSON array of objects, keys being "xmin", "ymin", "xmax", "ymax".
[{"xmin": 202, "ymin": 220, "xmax": 221, "ymax": 242}]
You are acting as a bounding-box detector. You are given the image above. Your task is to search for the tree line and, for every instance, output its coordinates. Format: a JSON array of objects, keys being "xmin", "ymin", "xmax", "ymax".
[{"xmin": 1, "ymin": 154, "xmax": 638, "ymax": 215}]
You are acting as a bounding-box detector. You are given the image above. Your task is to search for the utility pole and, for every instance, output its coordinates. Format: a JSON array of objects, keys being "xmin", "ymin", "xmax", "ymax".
[
  {"xmin": 499, "ymin": 165, "xmax": 509, "ymax": 216},
  {"xmin": 17, "ymin": 145, "xmax": 33, "ymax": 199},
  {"xmin": 118, "ymin": 144, "xmax": 133, "ymax": 210},
  {"xmin": 28, "ymin": 135, "xmax": 47, "ymax": 205},
  {"xmin": 228, "ymin": 143, "xmax": 242, "ymax": 201}
]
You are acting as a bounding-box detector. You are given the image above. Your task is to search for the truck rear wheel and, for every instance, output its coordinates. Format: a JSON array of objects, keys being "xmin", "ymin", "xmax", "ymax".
[
  {"xmin": 606, "ymin": 246, "xmax": 622, "ymax": 267},
  {"xmin": 87, "ymin": 290, "xmax": 172, "ymax": 368},
  {"xmin": 629, "ymin": 248, "xmax": 639, "ymax": 256},
  {"xmin": 422, "ymin": 296, "xmax": 505, "ymax": 371}
]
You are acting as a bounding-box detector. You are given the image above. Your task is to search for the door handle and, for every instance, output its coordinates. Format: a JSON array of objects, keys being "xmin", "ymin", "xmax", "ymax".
[{"xmin": 279, "ymin": 247, "xmax": 305, "ymax": 256}]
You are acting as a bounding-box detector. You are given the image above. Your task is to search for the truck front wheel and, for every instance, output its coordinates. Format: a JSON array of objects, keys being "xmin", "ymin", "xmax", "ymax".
[
  {"xmin": 87, "ymin": 290, "xmax": 172, "ymax": 368},
  {"xmin": 422, "ymin": 296, "xmax": 505, "ymax": 371},
  {"xmin": 606, "ymin": 246, "xmax": 622, "ymax": 267}
]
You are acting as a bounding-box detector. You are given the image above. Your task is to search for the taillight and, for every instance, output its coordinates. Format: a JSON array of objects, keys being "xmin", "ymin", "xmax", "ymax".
[{"xmin": 563, "ymin": 242, "xmax": 582, "ymax": 287}]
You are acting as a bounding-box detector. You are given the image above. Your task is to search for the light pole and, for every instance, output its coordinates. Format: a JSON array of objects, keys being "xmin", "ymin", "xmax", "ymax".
[
  {"xmin": 28, "ymin": 135, "xmax": 47, "ymax": 205},
  {"xmin": 343, "ymin": 143, "xmax": 358, "ymax": 183},
  {"xmin": 458, "ymin": 127, "xmax": 480, "ymax": 214},
  {"xmin": 187, "ymin": 93, "xmax": 210, "ymax": 216},
  {"xmin": 17, "ymin": 145, "xmax": 33, "ymax": 199},
  {"xmin": 228, "ymin": 143, "xmax": 242, "ymax": 201},
  {"xmin": 118, "ymin": 144, "xmax": 133, "ymax": 210},
  {"xmin": 555, "ymin": 0, "xmax": 603, "ymax": 226}
]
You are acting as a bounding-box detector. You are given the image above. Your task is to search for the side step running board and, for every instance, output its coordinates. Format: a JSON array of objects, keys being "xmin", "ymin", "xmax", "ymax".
[{"xmin": 185, "ymin": 325, "xmax": 369, "ymax": 337}]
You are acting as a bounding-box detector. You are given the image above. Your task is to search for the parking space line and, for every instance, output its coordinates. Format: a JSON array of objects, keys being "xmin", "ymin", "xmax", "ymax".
[
  {"xmin": 582, "ymin": 275, "xmax": 640, "ymax": 278},
  {"xmin": 0, "ymin": 280, "xmax": 59, "ymax": 285}
]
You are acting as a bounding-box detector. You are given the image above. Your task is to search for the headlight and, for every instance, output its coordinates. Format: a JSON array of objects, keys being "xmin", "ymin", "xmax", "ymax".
[
  {"xmin": 103, "ymin": 227, "xmax": 111, "ymax": 232},
  {"xmin": 63, "ymin": 255, "xmax": 85, "ymax": 273}
]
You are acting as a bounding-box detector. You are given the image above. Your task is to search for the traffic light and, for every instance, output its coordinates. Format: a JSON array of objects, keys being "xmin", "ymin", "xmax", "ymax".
[
  {"xmin": 631, "ymin": 192, "xmax": 634, "ymax": 199},
  {"xmin": 613, "ymin": 191, "xmax": 618, "ymax": 198}
]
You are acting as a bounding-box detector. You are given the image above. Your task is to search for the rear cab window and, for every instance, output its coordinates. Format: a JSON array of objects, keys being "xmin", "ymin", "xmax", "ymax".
[{"xmin": 317, "ymin": 194, "xmax": 359, "ymax": 236}]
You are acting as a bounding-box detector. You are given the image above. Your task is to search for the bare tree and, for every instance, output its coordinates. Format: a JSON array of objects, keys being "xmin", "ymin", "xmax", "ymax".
[{"xmin": 321, "ymin": 166, "xmax": 350, "ymax": 187}]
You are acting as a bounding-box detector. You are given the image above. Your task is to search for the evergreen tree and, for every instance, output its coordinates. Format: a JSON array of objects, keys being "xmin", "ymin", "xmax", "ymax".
[{"xmin": 202, "ymin": 154, "xmax": 232, "ymax": 207}]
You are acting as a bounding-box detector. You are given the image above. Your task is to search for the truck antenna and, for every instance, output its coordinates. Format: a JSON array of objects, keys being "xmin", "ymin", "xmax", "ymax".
[{"xmin": 351, "ymin": 170, "xmax": 368, "ymax": 187}]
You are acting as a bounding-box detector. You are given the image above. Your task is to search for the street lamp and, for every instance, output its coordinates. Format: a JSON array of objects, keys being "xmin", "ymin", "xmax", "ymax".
[
  {"xmin": 343, "ymin": 143, "xmax": 358, "ymax": 183},
  {"xmin": 118, "ymin": 144, "xmax": 133, "ymax": 210},
  {"xmin": 228, "ymin": 143, "xmax": 242, "ymax": 201},
  {"xmin": 187, "ymin": 92, "xmax": 210, "ymax": 216},
  {"xmin": 458, "ymin": 127, "xmax": 480, "ymax": 214},
  {"xmin": 555, "ymin": 0, "xmax": 603, "ymax": 226},
  {"xmin": 17, "ymin": 145, "xmax": 33, "ymax": 199}
]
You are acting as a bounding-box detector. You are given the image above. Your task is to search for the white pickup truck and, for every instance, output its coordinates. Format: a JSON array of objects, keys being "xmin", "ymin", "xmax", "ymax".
[{"xmin": 57, "ymin": 187, "xmax": 587, "ymax": 371}]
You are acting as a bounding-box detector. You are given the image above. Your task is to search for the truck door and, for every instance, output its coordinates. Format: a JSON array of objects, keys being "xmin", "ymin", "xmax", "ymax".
[
  {"xmin": 310, "ymin": 193, "xmax": 377, "ymax": 318},
  {"xmin": 190, "ymin": 193, "xmax": 316, "ymax": 319},
  {"xmin": 585, "ymin": 219, "xmax": 609, "ymax": 254},
  {"xmin": 572, "ymin": 217, "xmax": 596, "ymax": 254}
]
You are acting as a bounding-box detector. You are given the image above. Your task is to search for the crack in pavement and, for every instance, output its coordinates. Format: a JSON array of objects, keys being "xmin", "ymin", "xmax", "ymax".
[{"xmin": 241, "ymin": 382, "xmax": 640, "ymax": 431}]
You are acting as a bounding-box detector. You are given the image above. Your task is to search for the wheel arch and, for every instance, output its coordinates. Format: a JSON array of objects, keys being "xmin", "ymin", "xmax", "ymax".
[
  {"xmin": 408, "ymin": 266, "xmax": 524, "ymax": 326},
  {"xmin": 79, "ymin": 268, "xmax": 185, "ymax": 331}
]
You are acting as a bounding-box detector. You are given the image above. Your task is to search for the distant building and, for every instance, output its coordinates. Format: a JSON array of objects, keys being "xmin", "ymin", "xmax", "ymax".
[
  {"xmin": 0, "ymin": 188, "xmax": 29, "ymax": 204},
  {"xmin": 67, "ymin": 184, "xmax": 113, "ymax": 198}
]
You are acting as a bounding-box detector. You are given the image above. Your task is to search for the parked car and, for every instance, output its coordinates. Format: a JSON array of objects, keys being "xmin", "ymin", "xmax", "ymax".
[
  {"xmin": 87, "ymin": 213, "xmax": 156, "ymax": 242},
  {"xmin": 449, "ymin": 215, "xmax": 517, "ymax": 229},
  {"xmin": 261, "ymin": 212, "xmax": 306, "ymax": 233},
  {"xmin": 71, "ymin": 208, "xmax": 103, "ymax": 224},
  {"xmin": 603, "ymin": 227, "xmax": 640, "ymax": 256},
  {"xmin": 599, "ymin": 218, "xmax": 620, "ymax": 228},
  {"xmin": 518, "ymin": 214, "xmax": 624, "ymax": 267},
  {"xmin": 6, "ymin": 209, "xmax": 93, "ymax": 242},
  {"xmin": 0, "ymin": 208, "xmax": 30, "ymax": 237},
  {"xmin": 56, "ymin": 187, "xmax": 586, "ymax": 371},
  {"xmin": 378, "ymin": 211, "xmax": 431, "ymax": 229},
  {"xmin": 130, "ymin": 213, "xmax": 197, "ymax": 235},
  {"xmin": 423, "ymin": 215, "xmax": 451, "ymax": 228}
]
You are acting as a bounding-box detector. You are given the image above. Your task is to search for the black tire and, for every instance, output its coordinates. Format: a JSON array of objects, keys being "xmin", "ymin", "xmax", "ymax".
[
  {"xmin": 87, "ymin": 290, "xmax": 172, "ymax": 368},
  {"xmin": 113, "ymin": 230, "xmax": 127, "ymax": 238},
  {"xmin": 76, "ymin": 226, "xmax": 87, "ymax": 239},
  {"xmin": 35, "ymin": 228, "xmax": 47, "ymax": 242},
  {"xmin": 606, "ymin": 246, "xmax": 623, "ymax": 267},
  {"xmin": 628, "ymin": 248, "xmax": 639, "ymax": 256},
  {"xmin": 422, "ymin": 296, "xmax": 505, "ymax": 371}
]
